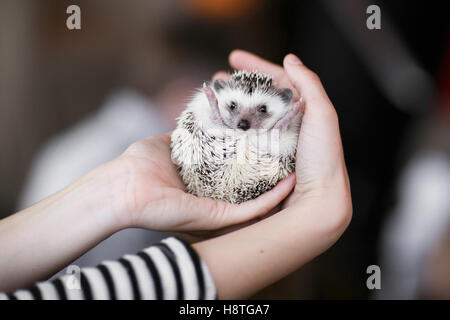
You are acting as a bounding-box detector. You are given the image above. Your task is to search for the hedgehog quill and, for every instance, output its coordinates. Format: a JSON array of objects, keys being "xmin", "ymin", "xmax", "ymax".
[{"xmin": 171, "ymin": 70, "xmax": 302, "ymax": 204}]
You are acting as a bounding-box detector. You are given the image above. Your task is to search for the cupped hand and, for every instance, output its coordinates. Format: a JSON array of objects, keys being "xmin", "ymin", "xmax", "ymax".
[
  {"xmin": 108, "ymin": 134, "xmax": 295, "ymax": 232},
  {"xmin": 220, "ymin": 50, "xmax": 352, "ymax": 230}
]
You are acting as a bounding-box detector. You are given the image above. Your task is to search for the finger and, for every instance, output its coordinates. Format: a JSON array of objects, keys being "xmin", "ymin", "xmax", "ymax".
[
  {"xmin": 212, "ymin": 71, "xmax": 230, "ymax": 82},
  {"xmin": 283, "ymin": 54, "xmax": 335, "ymax": 116},
  {"xmin": 229, "ymin": 50, "xmax": 285, "ymax": 79},
  {"xmin": 274, "ymin": 99, "xmax": 303, "ymax": 130},
  {"xmin": 216, "ymin": 173, "xmax": 296, "ymax": 227},
  {"xmin": 229, "ymin": 50, "xmax": 296, "ymax": 93}
]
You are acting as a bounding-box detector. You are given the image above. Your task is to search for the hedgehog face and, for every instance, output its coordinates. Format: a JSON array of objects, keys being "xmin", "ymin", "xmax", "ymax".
[{"xmin": 213, "ymin": 77, "xmax": 293, "ymax": 131}]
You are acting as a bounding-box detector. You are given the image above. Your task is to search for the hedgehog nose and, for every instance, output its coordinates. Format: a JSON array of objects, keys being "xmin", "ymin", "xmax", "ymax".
[{"xmin": 238, "ymin": 119, "xmax": 250, "ymax": 131}]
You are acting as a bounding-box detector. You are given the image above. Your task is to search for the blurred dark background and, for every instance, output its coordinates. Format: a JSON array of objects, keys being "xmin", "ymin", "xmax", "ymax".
[{"xmin": 0, "ymin": 0, "xmax": 448, "ymax": 299}]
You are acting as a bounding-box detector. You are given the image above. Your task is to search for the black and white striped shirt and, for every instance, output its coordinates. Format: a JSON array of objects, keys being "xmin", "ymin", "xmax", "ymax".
[{"xmin": 0, "ymin": 237, "xmax": 217, "ymax": 300}]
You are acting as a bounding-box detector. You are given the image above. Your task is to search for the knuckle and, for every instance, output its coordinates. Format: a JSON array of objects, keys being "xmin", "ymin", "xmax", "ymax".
[
  {"xmin": 124, "ymin": 141, "xmax": 141, "ymax": 155},
  {"xmin": 305, "ymin": 70, "xmax": 320, "ymax": 83},
  {"xmin": 327, "ymin": 108, "xmax": 339, "ymax": 123}
]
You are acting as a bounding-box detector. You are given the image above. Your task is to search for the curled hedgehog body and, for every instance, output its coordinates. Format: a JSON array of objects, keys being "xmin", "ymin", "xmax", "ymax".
[{"xmin": 171, "ymin": 70, "xmax": 302, "ymax": 203}]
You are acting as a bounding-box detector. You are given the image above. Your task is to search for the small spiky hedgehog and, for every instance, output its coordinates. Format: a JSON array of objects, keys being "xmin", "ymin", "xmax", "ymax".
[{"xmin": 171, "ymin": 70, "xmax": 302, "ymax": 204}]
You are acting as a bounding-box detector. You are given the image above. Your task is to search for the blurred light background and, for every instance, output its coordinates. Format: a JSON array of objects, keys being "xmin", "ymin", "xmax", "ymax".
[{"xmin": 0, "ymin": 0, "xmax": 448, "ymax": 299}]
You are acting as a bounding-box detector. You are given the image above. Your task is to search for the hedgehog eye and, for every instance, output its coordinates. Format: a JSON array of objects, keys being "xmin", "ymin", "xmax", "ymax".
[
  {"xmin": 258, "ymin": 105, "xmax": 267, "ymax": 113},
  {"xmin": 229, "ymin": 101, "xmax": 237, "ymax": 110}
]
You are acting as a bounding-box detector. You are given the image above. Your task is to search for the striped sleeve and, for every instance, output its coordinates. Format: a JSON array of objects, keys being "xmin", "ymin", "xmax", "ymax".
[{"xmin": 0, "ymin": 237, "xmax": 217, "ymax": 300}]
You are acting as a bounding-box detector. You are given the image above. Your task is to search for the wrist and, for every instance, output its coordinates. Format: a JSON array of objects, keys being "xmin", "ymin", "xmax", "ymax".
[
  {"xmin": 72, "ymin": 160, "xmax": 130, "ymax": 233},
  {"xmin": 283, "ymin": 175, "xmax": 352, "ymax": 233}
]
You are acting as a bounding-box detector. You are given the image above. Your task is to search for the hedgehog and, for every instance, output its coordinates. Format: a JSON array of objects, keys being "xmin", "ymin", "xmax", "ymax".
[{"xmin": 170, "ymin": 70, "xmax": 302, "ymax": 204}]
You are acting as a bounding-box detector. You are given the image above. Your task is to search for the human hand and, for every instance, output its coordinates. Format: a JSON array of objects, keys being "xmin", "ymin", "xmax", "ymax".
[
  {"xmin": 224, "ymin": 50, "xmax": 352, "ymax": 219},
  {"xmin": 194, "ymin": 52, "xmax": 352, "ymax": 299},
  {"xmin": 107, "ymin": 134, "xmax": 295, "ymax": 232},
  {"xmin": 0, "ymin": 107, "xmax": 294, "ymax": 293}
]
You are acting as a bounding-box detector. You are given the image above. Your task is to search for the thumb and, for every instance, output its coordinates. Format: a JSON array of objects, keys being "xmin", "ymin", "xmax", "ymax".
[
  {"xmin": 282, "ymin": 54, "xmax": 349, "ymax": 198},
  {"xmin": 283, "ymin": 54, "xmax": 336, "ymax": 119},
  {"xmin": 282, "ymin": 53, "xmax": 342, "ymax": 161}
]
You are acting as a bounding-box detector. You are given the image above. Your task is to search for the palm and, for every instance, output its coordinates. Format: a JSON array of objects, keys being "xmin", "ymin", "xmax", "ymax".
[
  {"xmin": 118, "ymin": 134, "xmax": 195, "ymax": 230},
  {"xmin": 115, "ymin": 134, "xmax": 295, "ymax": 232},
  {"xmin": 124, "ymin": 134, "xmax": 185, "ymax": 190}
]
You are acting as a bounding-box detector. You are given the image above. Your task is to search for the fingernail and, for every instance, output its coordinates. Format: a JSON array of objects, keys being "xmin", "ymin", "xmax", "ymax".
[
  {"xmin": 287, "ymin": 54, "xmax": 303, "ymax": 65},
  {"xmin": 293, "ymin": 99, "xmax": 302, "ymax": 112},
  {"xmin": 298, "ymin": 97, "xmax": 306, "ymax": 113}
]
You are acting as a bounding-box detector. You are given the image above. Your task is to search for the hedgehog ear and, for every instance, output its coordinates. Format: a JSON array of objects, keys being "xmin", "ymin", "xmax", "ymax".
[
  {"xmin": 214, "ymin": 79, "xmax": 226, "ymax": 92},
  {"xmin": 278, "ymin": 88, "xmax": 293, "ymax": 104}
]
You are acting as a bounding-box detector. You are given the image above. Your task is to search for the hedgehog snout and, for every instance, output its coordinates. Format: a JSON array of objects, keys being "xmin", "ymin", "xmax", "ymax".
[{"xmin": 237, "ymin": 119, "xmax": 250, "ymax": 131}]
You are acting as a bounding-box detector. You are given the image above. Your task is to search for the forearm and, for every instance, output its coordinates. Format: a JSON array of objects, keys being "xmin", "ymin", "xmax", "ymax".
[
  {"xmin": 194, "ymin": 193, "xmax": 351, "ymax": 299},
  {"xmin": 0, "ymin": 162, "xmax": 123, "ymax": 293}
]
